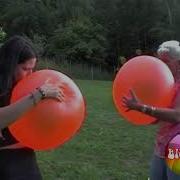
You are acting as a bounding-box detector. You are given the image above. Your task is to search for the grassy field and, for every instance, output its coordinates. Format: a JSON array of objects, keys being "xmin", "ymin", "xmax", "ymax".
[{"xmin": 37, "ymin": 80, "xmax": 157, "ymax": 180}]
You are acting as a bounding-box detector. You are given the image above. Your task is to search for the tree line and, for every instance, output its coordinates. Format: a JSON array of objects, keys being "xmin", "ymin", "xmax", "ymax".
[{"xmin": 0, "ymin": 0, "xmax": 179, "ymax": 69}]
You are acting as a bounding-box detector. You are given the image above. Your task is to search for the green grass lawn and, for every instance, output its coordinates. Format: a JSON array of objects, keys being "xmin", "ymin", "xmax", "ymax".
[{"xmin": 37, "ymin": 80, "xmax": 157, "ymax": 180}]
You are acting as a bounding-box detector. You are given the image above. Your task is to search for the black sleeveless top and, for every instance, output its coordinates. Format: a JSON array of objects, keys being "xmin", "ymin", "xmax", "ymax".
[
  {"xmin": 0, "ymin": 82, "xmax": 19, "ymax": 147},
  {"xmin": 0, "ymin": 128, "xmax": 18, "ymax": 147}
]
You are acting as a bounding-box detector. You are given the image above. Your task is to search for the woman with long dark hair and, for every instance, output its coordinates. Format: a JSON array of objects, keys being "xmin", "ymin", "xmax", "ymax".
[{"xmin": 0, "ymin": 35, "xmax": 64, "ymax": 179}]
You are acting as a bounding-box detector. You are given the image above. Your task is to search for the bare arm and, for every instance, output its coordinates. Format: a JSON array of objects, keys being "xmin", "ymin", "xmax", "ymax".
[
  {"xmin": 122, "ymin": 89, "xmax": 180, "ymax": 124},
  {"xmin": 0, "ymin": 81, "xmax": 64, "ymax": 130},
  {"xmin": 133, "ymin": 103, "xmax": 180, "ymax": 123},
  {"xmin": 0, "ymin": 90, "xmax": 42, "ymax": 129}
]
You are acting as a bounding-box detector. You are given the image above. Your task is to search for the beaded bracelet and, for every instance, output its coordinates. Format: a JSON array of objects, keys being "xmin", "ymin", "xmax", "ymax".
[
  {"xmin": 141, "ymin": 104, "xmax": 156, "ymax": 116},
  {"xmin": 36, "ymin": 87, "xmax": 46, "ymax": 99},
  {"xmin": 151, "ymin": 106, "xmax": 156, "ymax": 116},
  {"xmin": 141, "ymin": 104, "xmax": 148, "ymax": 113},
  {"xmin": 30, "ymin": 92, "xmax": 37, "ymax": 106}
]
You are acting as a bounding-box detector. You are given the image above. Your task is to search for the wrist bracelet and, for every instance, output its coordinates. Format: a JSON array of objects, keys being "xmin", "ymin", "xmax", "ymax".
[
  {"xmin": 30, "ymin": 92, "xmax": 37, "ymax": 106},
  {"xmin": 36, "ymin": 87, "xmax": 46, "ymax": 99},
  {"xmin": 150, "ymin": 106, "xmax": 156, "ymax": 116},
  {"xmin": 141, "ymin": 104, "xmax": 148, "ymax": 113},
  {"xmin": 141, "ymin": 104, "xmax": 156, "ymax": 116}
]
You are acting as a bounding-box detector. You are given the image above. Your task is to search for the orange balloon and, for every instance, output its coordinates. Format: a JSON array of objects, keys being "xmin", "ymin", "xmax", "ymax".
[
  {"xmin": 113, "ymin": 56, "xmax": 175, "ymax": 125},
  {"xmin": 9, "ymin": 70, "xmax": 86, "ymax": 150}
]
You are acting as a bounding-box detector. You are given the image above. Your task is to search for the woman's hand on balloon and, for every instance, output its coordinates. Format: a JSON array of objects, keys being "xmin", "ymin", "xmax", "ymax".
[
  {"xmin": 40, "ymin": 83, "xmax": 65, "ymax": 102},
  {"xmin": 122, "ymin": 89, "xmax": 141, "ymax": 111}
]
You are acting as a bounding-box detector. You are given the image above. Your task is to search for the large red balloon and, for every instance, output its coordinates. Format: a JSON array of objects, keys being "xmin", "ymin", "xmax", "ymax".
[
  {"xmin": 9, "ymin": 70, "xmax": 86, "ymax": 150},
  {"xmin": 113, "ymin": 56, "xmax": 175, "ymax": 125}
]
